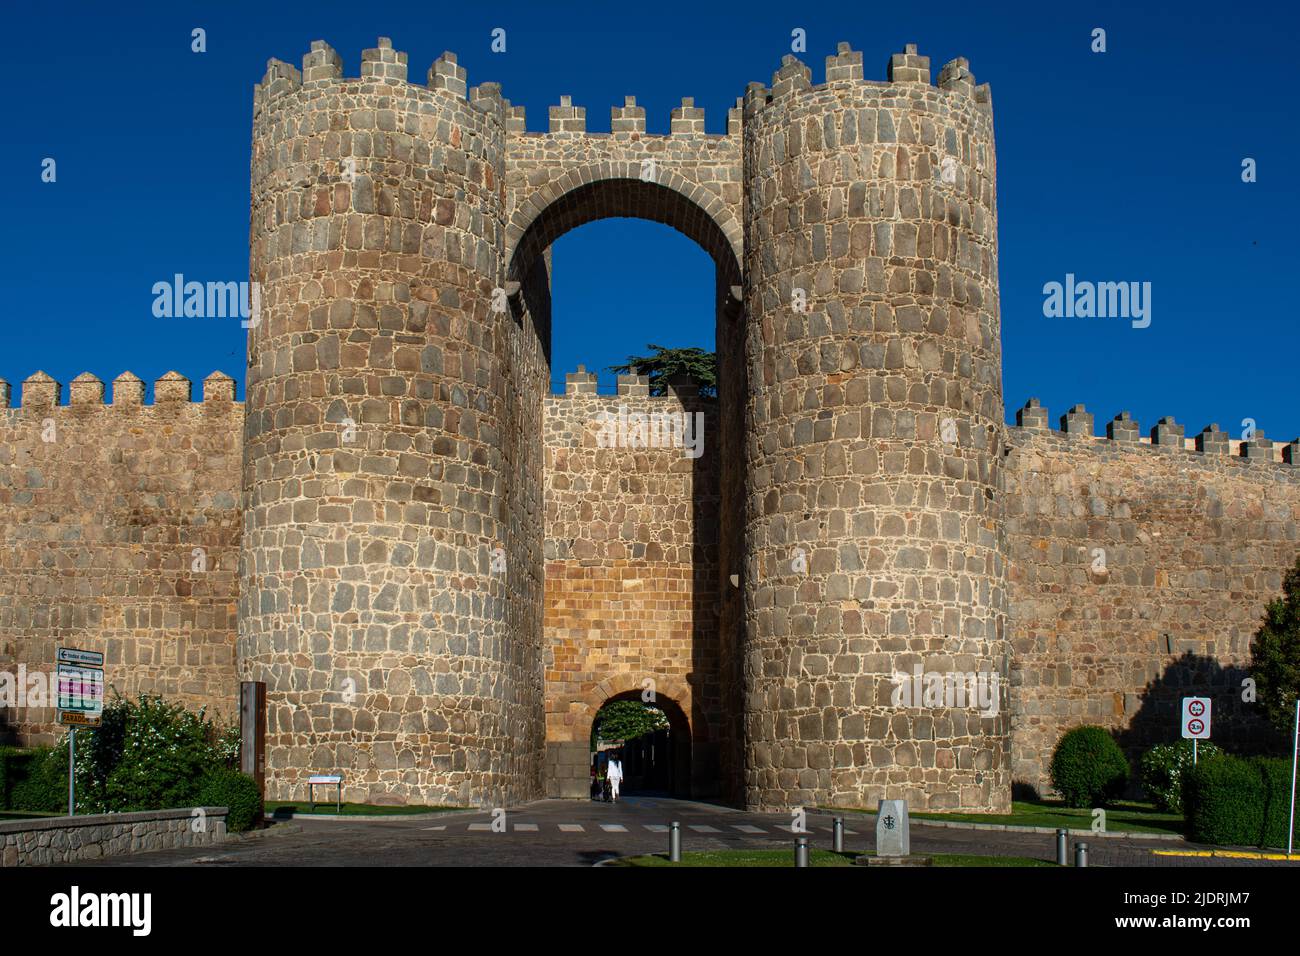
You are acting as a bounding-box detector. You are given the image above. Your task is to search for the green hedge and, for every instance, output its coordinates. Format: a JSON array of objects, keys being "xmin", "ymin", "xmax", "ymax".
[
  {"xmin": 1184, "ymin": 755, "xmax": 1299, "ymax": 849},
  {"xmin": 197, "ymin": 769, "xmax": 262, "ymax": 833},
  {"xmin": 1050, "ymin": 725, "xmax": 1129, "ymax": 808},
  {"xmin": 7, "ymin": 747, "xmax": 67, "ymax": 813},
  {"xmin": 0, "ymin": 747, "xmax": 39, "ymax": 809}
]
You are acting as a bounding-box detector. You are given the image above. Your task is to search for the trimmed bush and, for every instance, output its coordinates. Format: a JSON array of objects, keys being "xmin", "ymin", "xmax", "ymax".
[
  {"xmin": 1255, "ymin": 757, "xmax": 1299, "ymax": 850},
  {"xmin": 197, "ymin": 769, "xmax": 262, "ymax": 833},
  {"xmin": 0, "ymin": 747, "xmax": 40, "ymax": 810},
  {"xmin": 1049, "ymin": 725, "xmax": 1129, "ymax": 808},
  {"xmin": 1184, "ymin": 755, "xmax": 1269, "ymax": 846},
  {"xmin": 9, "ymin": 747, "xmax": 67, "ymax": 813},
  {"xmin": 1140, "ymin": 740, "xmax": 1223, "ymax": 813}
]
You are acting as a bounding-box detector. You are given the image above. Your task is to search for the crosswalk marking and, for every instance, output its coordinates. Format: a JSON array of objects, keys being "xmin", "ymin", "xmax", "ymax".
[
  {"xmin": 643, "ymin": 824, "xmax": 668, "ymax": 832},
  {"xmin": 514, "ymin": 823, "xmax": 539, "ymax": 832},
  {"xmin": 689, "ymin": 824, "xmax": 721, "ymax": 833},
  {"xmin": 732, "ymin": 824, "xmax": 766, "ymax": 833},
  {"xmin": 468, "ymin": 823, "xmax": 494, "ymax": 831},
  {"xmin": 600, "ymin": 824, "xmax": 628, "ymax": 832},
  {"xmin": 558, "ymin": 824, "xmax": 584, "ymax": 832},
  {"xmin": 421, "ymin": 825, "xmax": 447, "ymax": 831}
]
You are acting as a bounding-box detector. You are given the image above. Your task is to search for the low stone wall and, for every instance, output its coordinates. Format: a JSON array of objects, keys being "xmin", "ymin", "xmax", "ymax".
[{"xmin": 0, "ymin": 807, "xmax": 228, "ymax": 866}]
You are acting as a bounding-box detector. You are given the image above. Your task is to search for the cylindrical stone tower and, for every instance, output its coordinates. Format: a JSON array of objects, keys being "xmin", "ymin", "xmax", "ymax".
[
  {"xmin": 241, "ymin": 39, "xmax": 544, "ymax": 807},
  {"xmin": 742, "ymin": 44, "xmax": 1009, "ymax": 812}
]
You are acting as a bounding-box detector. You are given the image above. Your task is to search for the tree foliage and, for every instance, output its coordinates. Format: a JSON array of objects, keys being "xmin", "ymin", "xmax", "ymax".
[
  {"xmin": 1249, "ymin": 554, "xmax": 1300, "ymax": 741},
  {"xmin": 593, "ymin": 700, "xmax": 670, "ymax": 745},
  {"xmin": 609, "ymin": 345, "xmax": 717, "ymax": 397}
]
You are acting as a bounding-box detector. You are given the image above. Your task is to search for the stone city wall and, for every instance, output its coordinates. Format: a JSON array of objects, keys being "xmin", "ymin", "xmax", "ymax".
[
  {"xmin": 542, "ymin": 370, "xmax": 721, "ymax": 798},
  {"xmin": 1005, "ymin": 400, "xmax": 1300, "ymax": 797},
  {"xmin": 0, "ymin": 372, "xmax": 242, "ymax": 745}
]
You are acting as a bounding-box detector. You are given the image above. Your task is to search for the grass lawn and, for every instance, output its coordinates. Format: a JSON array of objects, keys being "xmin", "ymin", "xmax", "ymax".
[
  {"xmin": 830, "ymin": 800, "xmax": 1183, "ymax": 835},
  {"xmin": 265, "ymin": 801, "xmax": 461, "ymax": 817},
  {"xmin": 609, "ymin": 849, "xmax": 1053, "ymax": 867}
]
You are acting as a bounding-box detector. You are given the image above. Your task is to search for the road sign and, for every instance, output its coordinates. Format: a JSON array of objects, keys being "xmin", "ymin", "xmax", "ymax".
[
  {"xmin": 56, "ymin": 647, "xmax": 104, "ymax": 728},
  {"xmin": 1181, "ymin": 696, "xmax": 1211, "ymax": 740}
]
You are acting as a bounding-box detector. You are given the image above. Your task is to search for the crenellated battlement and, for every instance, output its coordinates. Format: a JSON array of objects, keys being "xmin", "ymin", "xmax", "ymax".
[
  {"xmin": 743, "ymin": 41, "xmax": 993, "ymax": 123},
  {"xmin": 255, "ymin": 38, "xmax": 989, "ymax": 137},
  {"xmin": 0, "ymin": 371, "xmax": 238, "ymax": 409},
  {"xmin": 1011, "ymin": 398, "xmax": 1300, "ymax": 467}
]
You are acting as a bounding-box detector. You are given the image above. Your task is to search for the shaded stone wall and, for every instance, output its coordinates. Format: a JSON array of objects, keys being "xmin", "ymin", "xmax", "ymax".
[
  {"xmin": 542, "ymin": 373, "xmax": 721, "ymax": 798},
  {"xmin": 742, "ymin": 45, "xmax": 1009, "ymax": 812},
  {"xmin": 1005, "ymin": 401, "xmax": 1300, "ymax": 797},
  {"xmin": 0, "ymin": 372, "xmax": 242, "ymax": 745}
]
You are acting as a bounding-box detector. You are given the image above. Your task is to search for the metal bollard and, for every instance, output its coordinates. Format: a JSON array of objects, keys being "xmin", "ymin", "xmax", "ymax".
[
  {"xmin": 1074, "ymin": 841, "xmax": 1088, "ymax": 868},
  {"xmin": 795, "ymin": 835, "xmax": 810, "ymax": 867},
  {"xmin": 668, "ymin": 821, "xmax": 681, "ymax": 863},
  {"xmin": 832, "ymin": 816, "xmax": 844, "ymax": 853},
  {"xmin": 1056, "ymin": 828, "xmax": 1068, "ymax": 866}
]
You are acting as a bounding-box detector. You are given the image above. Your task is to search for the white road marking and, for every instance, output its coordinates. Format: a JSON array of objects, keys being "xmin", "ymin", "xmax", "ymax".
[
  {"xmin": 732, "ymin": 825, "xmax": 766, "ymax": 833},
  {"xmin": 558, "ymin": 824, "xmax": 584, "ymax": 832},
  {"xmin": 644, "ymin": 824, "xmax": 668, "ymax": 832},
  {"xmin": 514, "ymin": 823, "xmax": 539, "ymax": 832},
  {"xmin": 689, "ymin": 825, "xmax": 721, "ymax": 833},
  {"xmin": 421, "ymin": 825, "xmax": 447, "ymax": 831},
  {"xmin": 468, "ymin": 823, "xmax": 494, "ymax": 831},
  {"xmin": 600, "ymin": 824, "xmax": 628, "ymax": 832}
]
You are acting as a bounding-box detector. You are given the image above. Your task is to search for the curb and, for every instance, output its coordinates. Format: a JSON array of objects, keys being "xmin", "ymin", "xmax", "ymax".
[
  {"xmin": 822, "ymin": 809, "xmax": 1184, "ymax": 841},
  {"xmin": 263, "ymin": 808, "xmax": 478, "ymax": 823}
]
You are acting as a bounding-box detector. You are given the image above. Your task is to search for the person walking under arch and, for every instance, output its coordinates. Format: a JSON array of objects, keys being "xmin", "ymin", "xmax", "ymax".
[{"xmin": 606, "ymin": 752, "xmax": 624, "ymax": 803}]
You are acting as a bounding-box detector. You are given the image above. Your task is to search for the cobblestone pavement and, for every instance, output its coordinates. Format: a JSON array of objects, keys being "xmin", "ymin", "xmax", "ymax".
[{"xmin": 58, "ymin": 796, "xmax": 1295, "ymax": 868}]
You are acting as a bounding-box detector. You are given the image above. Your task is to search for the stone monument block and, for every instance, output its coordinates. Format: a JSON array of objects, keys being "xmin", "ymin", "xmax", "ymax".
[{"xmin": 876, "ymin": 799, "xmax": 910, "ymax": 857}]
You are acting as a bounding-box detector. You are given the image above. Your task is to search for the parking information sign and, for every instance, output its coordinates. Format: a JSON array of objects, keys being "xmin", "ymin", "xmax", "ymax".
[
  {"xmin": 56, "ymin": 647, "xmax": 104, "ymax": 727},
  {"xmin": 1182, "ymin": 696, "xmax": 1211, "ymax": 740}
]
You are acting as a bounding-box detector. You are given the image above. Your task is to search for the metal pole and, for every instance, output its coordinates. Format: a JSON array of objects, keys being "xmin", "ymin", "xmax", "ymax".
[
  {"xmin": 1288, "ymin": 698, "xmax": 1299, "ymax": 859},
  {"xmin": 1193, "ymin": 738, "xmax": 1197, "ymax": 766},
  {"xmin": 832, "ymin": 816, "xmax": 844, "ymax": 853},
  {"xmin": 668, "ymin": 821, "xmax": 681, "ymax": 863},
  {"xmin": 794, "ymin": 835, "xmax": 809, "ymax": 867},
  {"xmin": 67, "ymin": 728, "xmax": 75, "ymax": 817},
  {"xmin": 1074, "ymin": 842, "xmax": 1088, "ymax": 868},
  {"xmin": 1056, "ymin": 828, "xmax": 1068, "ymax": 865}
]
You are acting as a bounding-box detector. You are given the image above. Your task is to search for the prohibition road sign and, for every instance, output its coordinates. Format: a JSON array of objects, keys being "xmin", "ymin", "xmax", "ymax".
[{"xmin": 1181, "ymin": 696, "xmax": 1211, "ymax": 740}]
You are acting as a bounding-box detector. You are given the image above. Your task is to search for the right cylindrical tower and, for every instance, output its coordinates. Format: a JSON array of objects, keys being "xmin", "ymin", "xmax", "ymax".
[{"xmin": 742, "ymin": 44, "xmax": 1009, "ymax": 812}]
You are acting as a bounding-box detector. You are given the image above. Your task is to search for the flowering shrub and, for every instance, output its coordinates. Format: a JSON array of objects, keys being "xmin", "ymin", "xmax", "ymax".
[{"xmin": 14, "ymin": 693, "xmax": 241, "ymax": 816}]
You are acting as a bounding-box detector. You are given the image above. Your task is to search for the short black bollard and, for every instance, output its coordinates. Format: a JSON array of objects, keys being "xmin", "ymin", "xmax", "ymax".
[
  {"xmin": 1056, "ymin": 828, "xmax": 1068, "ymax": 866},
  {"xmin": 795, "ymin": 835, "xmax": 810, "ymax": 868},
  {"xmin": 668, "ymin": 821, "xmax": 681, "ymax": 863},
  {"xmin": 832, "ymin": 816, "xmax": 844, "ymax": 853},
  {"xmin": 1074, "ymin": 841, "xmax": 1088, "ymax": 868}
]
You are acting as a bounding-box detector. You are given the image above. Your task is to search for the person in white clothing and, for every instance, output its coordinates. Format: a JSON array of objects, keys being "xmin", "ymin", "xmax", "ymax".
[{"xmin": 606, "ymin": 755, "xmax": 624, "ymax": 802}]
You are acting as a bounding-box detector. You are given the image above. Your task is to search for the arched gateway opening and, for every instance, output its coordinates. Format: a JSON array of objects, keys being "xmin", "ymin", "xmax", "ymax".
[
  {"xmin": 589, "ymin": 691, "xmax": 692, "ymax": 798},
  {"xmin": 513, "ymin": 171, "xmax": 745, "ymax": 803}
]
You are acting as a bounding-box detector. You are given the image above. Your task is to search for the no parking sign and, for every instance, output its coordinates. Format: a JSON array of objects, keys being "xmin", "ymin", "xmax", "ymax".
[{"xmin": 1181, "ymin": 697, "xmax": 1211, "ymax": 740}]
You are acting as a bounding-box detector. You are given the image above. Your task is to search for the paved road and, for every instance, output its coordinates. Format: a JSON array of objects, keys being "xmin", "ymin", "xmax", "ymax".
[{"xmin": 63, "ymin": 795, "xmax": 1288, "ymax": 867}]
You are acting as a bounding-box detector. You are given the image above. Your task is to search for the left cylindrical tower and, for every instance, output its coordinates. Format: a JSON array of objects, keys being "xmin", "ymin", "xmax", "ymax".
[{"xmin": 242, "ymin": 39, "xmax": 542, "ymax": 807}]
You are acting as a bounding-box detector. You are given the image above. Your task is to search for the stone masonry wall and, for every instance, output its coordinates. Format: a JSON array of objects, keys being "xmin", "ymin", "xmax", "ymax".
[
  {"xmin": 0, "ymin": 807, "xmax": 229, "ymax": 867},
  {"xmin": 1005, "ymin": 400, "xmax": 1300, "ymax": 797},
  {"xmin": 0, "ymin": 371, "xmax": 242, "ymax": 745},
  {"xmin": 741, "ymin": 45, "xmax": 1009, "ymax": 812},
  {"xmin": 542, "ymin": 372, "xmax": 721, "ymax": 798}
]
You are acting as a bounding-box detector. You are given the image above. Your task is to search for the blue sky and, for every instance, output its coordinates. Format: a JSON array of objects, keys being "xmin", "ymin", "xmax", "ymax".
[{"xmin": 4, "ymin": 0, "xmax": 1296, "ymax": 440}]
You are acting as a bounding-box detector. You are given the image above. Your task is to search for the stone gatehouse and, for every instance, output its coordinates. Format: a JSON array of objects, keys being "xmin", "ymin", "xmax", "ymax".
[{"xmin": 1, "ymin": 38, "xmax": 1297, "ymax": 813}]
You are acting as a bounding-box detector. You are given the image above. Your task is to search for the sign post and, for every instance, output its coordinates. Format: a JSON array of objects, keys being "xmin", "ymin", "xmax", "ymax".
[
  {"xmin": 1181, "ymin": 696, "xmax": 1211, "ymax": 765},
  {"xmin": 56, "ymin": 647, "xmax": 104, "ymax": 816},
  {"xmin": 1288, "ymin": 697, "xmax": 1298, "ymax": 860}
]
